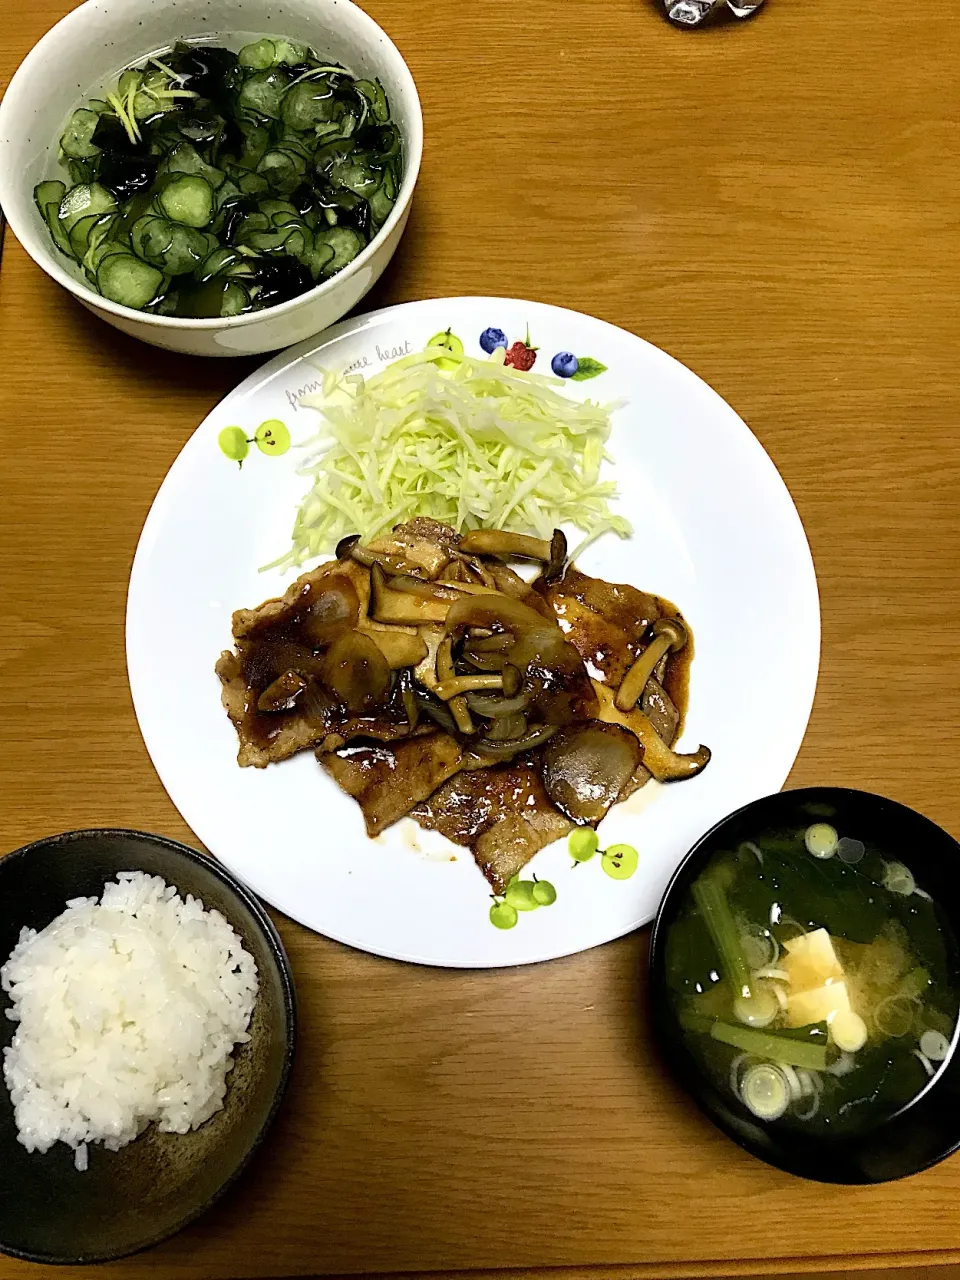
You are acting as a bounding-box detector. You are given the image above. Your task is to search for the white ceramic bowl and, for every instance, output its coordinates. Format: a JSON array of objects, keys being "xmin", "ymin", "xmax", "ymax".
[{"xmin": 0, "ymin": 0, "xmax": 422, "ymax": 356}]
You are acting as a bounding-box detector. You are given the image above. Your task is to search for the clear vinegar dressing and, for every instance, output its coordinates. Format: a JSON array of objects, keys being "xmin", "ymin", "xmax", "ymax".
[{"xmin": 665, "ymin": 821, "xmax": 958, "ymax": 1133}]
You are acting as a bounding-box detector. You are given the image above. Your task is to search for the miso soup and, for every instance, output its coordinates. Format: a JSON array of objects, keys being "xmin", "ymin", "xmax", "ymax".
[{"xmin": 663, "ymin": 812, "xmax": 959, "ymax": 1136}]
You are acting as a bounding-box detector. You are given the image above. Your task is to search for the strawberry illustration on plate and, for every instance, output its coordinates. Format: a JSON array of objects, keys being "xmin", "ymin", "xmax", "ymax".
[{"xmin": 504, "ymin": 325, "xmax": 538, "ymax": 371}]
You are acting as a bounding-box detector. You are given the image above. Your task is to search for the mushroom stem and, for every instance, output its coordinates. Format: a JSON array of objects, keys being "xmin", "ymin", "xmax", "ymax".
[
  {"xmin": 434, "ymin": 674, "xmax": 506, "ymax": 701},
  {"xmin": 615, "ymin": 617, "xmax": 688, "ymax": 712},
  {"xmin": 457, "ymin": 530, "xmax": 553, "ymax": 561},
  {"xmin": 437, "ymin": 636, "xmax": 475, "ymax": 734}
]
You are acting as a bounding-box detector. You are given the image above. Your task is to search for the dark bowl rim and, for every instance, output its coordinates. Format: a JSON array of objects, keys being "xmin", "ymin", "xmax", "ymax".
[
  {"xmin": 648, "ymin": 786, "xmax": 960, "ymax": 1185},
  {"xmin": 0, "ymin": 827, "xmax": 298, "ymax": 1266}
]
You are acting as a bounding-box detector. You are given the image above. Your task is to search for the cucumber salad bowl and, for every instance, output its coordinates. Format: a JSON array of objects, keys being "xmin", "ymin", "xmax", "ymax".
[{"xmin": 0, "ymin": 0, "xmax": 422, "ymax": 356}]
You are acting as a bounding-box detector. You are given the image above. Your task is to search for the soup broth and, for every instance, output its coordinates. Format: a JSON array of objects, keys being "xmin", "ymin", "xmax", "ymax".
[{"xmin": 665, "ymin": 813, "xmax": 959, "ymax": 1135}]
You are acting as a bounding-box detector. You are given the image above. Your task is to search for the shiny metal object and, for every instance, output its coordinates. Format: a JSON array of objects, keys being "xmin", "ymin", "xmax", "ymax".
[{"xmin": 665, "ymin": 0, "xmax": 764, "ymax": 26}]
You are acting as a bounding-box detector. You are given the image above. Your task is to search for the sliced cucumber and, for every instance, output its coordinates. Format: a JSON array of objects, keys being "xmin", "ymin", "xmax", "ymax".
[
  {"xmin": 296, "ymin": 235, "xmax": 335, "ymax": 281},
  {"xmin": 118, "ymin": 69, "xmax": 141, "ymax": 97},
  {"xmin": 244, "ymin": 225, "xmax": 299, "ymax": 254},
  {"xmin": 367, "ymin": 182, "xmax": 396, "ymax": 227},
  {"xmin": 131, "ymin": 214, "xmax": 173, "ymax": 262},
  {"xmin": 58, "ymin": 182, "xmax": 117, "ymax": 232},
  {"xmin": 84, "ymin": 238, "xmax": 128, "ymax": 280},
  {"xmin": 60, "ymin": 108, "xmax": 101, "ymax": 160},
  {"xmin": 157, "ymin": 142, "xmax": 225, "ymax": 190},
  {"xmin": 316, "ymin": 225, "xmax": 364, "ymax": 274},
  {"xmin": 132, "ymin": 215, "xmax": 212, "ymax": 274},
  {"xmin": 281, "ymin": 81, "xmax": 338, "ymax": 131},
  {"xmin": 330, "ymin": 157, "xmax": 381, "ymax": 198},
  {"xmin": 238, "ymin": 38, "xmax": 279, "ymax": 70},
  {"xmin": 157, "ymin": 175, "xmax": 214, "ymax": 228},
  {"xmin": 234, "ymin": 212, "xmax": 270, "ymax": 245},
  {"xmin": 260, "ymin": 199, "xmax": 302, "ymax": 228},
  {"xmin": 256, "ymin": 149, "xmax": 304, "ymax": 194},
  {"xmin": 354, "ymin": 79, "xmax": 389, "ymax": 125},
  {"xmin": 238, "ymin": 70, "xmax": 289, "ymax": 121},
  {"xmin": 97, "ymin": 254, "xmax": 163, "ymax": 308},
  {"xmin": 238, "ymin": 171, "xmax": 270, "ymax": 196},
  {"xmin": 73, "ymin": 211, "xmax": 117, "ymax": 262},
  {"xmin": 238, "ymin": 37, "xmax": 307, "ymax": 69},
  {"xmin": 35, "ymin": 180, "xmax": 66, "ymax": 212},
  {"xmin": 271, "ymin": 38, "xmax": 308, "ymax": 65},
  {"xmin": 35, "ymin": 181, "xmax": 75, "ymax": 259},
  {"xmin": 195, "ymin": 245, "xmax": 252, "ymax": 281},
  {"xmin": 236, "ymin": 123, "xmax": 271, "ymax": 170}
]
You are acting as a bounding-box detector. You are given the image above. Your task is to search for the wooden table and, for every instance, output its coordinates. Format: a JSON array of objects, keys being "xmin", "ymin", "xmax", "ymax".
[{"xmin": 2, "ymin": 0, "xmax": 960, "ymax": 1276}]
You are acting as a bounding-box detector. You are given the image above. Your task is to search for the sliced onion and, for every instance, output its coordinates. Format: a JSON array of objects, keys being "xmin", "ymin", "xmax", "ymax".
[
  {"xmin": 462, "ymin": 647, "xmax": 509, "ymax": 672},
  {"xmin": 484, "ymin": 712, "xmax": 528, "ymax": 742},
  {"xmin": 740, "ymin": 928, "xmax": 775, "ymax": 971},
  {"xmin": 874, "ymin": 994, "xmax": 921, "ymax": 1038},
  {"xmin": 920, "ymin": 1030, "xmax": 950, "ymax": 1062},
  {"xmin": 474, "ymin": 724, "xmax": 558, "ymax": 758},
  {"xmin": 467, "ymin": 632, "xmax": 515, "ymax": 652},
  {"xmin": 780, "ymin": 1064, "xmax": 803, "ymax": 1101},
  {"xmin": 413, "ymin": 689, "xmax": 458, "ymax": 734},
  {"xmin": 321, "ymin": 630, "xmax": 391, "ymax": 714},
  {"xmin": 257, "ymin": 670, "xmax": 307, "ymax": 713},
  {"xmin": 913, "ymin": 1050, "xmax": 935, "ymax": 1078},
  {"xmin": 464, "ymin": 691, "xmax": 530, "ymax": 717},
  {"xmin": 793, "ymin": 1088, "xmax": 821, "ymax": 1122},
  {"xmin": 540, "ymin": 723, "xmax": 642, "ymax": 824},
  {"xmin": 740, "ymin": 1063, "xmax": 789, "ymax": 1121}
]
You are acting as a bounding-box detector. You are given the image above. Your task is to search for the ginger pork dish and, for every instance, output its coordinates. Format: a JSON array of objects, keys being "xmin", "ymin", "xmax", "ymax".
[{"xmin": 216, "ymin": 517, "xmax": 711, "ymax": 892}]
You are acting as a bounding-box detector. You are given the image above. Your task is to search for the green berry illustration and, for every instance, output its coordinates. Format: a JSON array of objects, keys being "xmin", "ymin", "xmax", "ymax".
[
  {"xmin": 569, "ymin": 829, "xmax": 599, "ymax": 863},
  {"xmin": 532, "ymin": 879, "xmax": 557, "ymax": 906},
  {"xmin": 505, "ymin": 880, "xmax": 539, "ymax": 912},
  {"xmin": 254, "ymin": 419, "xmax": 291, "ymax": 456},
  {"xmin": 427, "ymin": 327, "xmax": 464, "ymax": 371},
  {"xmin": 489, "ymin": 900, "xmax": 519, "ymax": 930},
  {"xmin": 601, "ymin": 843, "xmax": 639, "ymax": 880},
  {"xmin": 218, "ymin": 426, "xmax": 249, "ymax": 464}
]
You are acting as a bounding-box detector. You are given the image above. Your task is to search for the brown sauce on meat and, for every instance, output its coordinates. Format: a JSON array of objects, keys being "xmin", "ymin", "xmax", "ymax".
[
  {"xmin": 658, "ymin": 596, "xmax": 693, "ymax": 739},
  {"xmin": 230, "ymin": 573, "xmax": 410, "ymax": 750},
  {"xmin": 538, "ymin": 568, "xmax": 693, "ymax": 740}
]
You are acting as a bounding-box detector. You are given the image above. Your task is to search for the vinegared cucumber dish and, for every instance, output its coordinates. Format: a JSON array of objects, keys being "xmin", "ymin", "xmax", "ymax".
[{"xmin": 33, "ymin": 38, "xmax": 401, "ymax": 318}]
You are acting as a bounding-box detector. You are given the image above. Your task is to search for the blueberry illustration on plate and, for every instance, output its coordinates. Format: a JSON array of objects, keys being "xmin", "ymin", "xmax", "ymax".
[
  {"xmin": 480, "ymin": 326, "xmax": 508, "ymax": 354},
  {"xmin": 551, "ymin": 351, "xmax": 579, "ymax": 378}
]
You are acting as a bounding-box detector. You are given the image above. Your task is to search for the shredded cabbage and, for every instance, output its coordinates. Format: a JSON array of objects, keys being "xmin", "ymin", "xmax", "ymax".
[{"xmin": 270, "ymin": 343, "xmax": 632, "ymax": 570}]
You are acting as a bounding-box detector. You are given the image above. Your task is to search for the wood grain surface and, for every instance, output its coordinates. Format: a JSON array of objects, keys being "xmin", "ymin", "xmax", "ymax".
[{"xmin": 2, "ymin": 0, "xmax": 960, "ymax": 1276}]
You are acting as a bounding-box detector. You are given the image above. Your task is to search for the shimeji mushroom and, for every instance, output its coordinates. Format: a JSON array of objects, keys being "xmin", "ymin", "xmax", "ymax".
[
  {"xmin": 615, "ymin": 617, "xmax": 689, "ymax": 712},
  {"xmin": 457, "ymin": 530, "xmax": 553, "ymax": 562},
  {"xmin": 591, "ymin": 681, "xmax": 711, "ymax": 782}
]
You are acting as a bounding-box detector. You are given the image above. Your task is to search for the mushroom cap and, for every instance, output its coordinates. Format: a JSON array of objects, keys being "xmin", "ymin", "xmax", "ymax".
[{"xmin": 651, "ymin": 615, "xmax": 688, "ymax": 652}]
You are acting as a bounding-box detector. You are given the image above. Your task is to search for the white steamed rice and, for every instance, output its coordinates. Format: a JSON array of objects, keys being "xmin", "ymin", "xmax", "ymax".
[{"xmin": 1, "ymin": 871, "xmax": 258, "ymax": 1171}]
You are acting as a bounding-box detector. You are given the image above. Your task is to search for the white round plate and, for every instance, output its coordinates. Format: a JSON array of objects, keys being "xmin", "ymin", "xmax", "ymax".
[{"xmin": 127, "ymin": 297, "xmax": 819, "ymax": 967}]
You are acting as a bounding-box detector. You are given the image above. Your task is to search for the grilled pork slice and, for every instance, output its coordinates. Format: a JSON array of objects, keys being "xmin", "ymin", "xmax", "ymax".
[
  {"xmin": 217, "ymin": 557, "xmax": 419, "ymax": 768},
  {"xmin": 319, "ymin": 733, "xmax": 465, "ymax": 837},
  {"xmin": 536, "ymin": 568, "xmax": 685, "ymax": 745},
  {"xmin": 413, "ymin": 762, "xmax": 573, "ymax": 893},
  {"xmin": 362, "ymin": 517, "xmax": 461, "ymax": 578}
]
